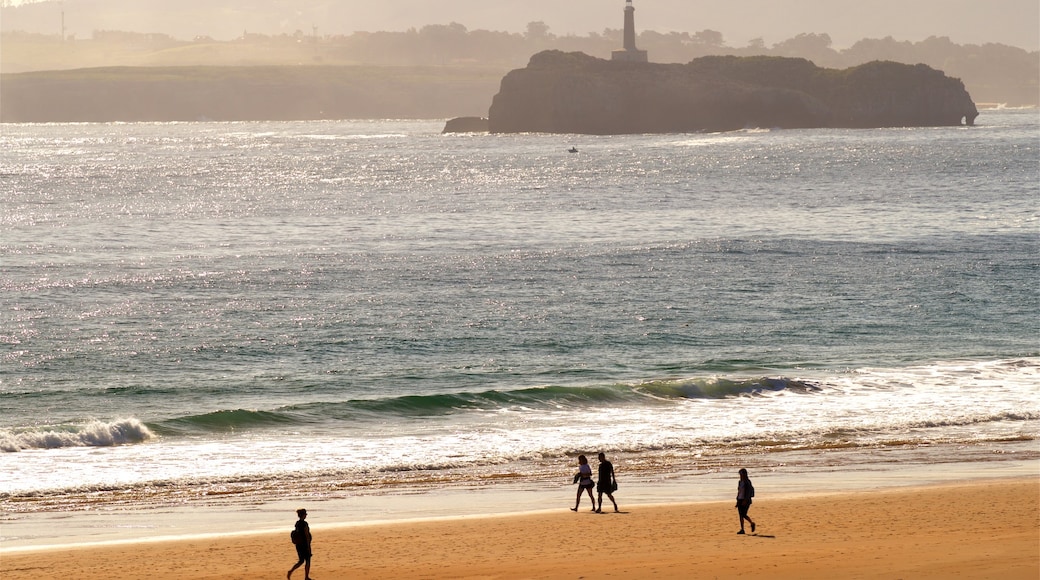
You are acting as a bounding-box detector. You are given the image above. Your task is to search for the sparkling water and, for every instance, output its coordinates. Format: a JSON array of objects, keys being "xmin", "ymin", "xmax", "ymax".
[{"xmin": 1, "ymin": 112, "xmax": 1037, "ymax": 527}]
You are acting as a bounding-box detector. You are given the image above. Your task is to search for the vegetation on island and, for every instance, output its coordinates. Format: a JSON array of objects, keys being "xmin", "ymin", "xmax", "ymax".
[{"xmin": 488, "ymin": 51, "xmax": 978, "ymax": 134}]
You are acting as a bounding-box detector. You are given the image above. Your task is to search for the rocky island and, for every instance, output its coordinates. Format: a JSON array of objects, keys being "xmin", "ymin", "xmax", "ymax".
[{"xmin": 486, "ymin": 50, "xmax": 978, "ymax": 134}]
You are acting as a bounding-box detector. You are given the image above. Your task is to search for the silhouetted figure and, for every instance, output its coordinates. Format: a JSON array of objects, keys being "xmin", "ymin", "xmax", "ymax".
[
  {"xmin": 571, "ymin": 454, "xmax": 596, "ymax": 511},
  {"xmin": 288, "ymin": 508, "xmax": 313, "ymax": 580},
  {"xmin": 596, "ymin": 452, "xmax": 619, "ymax": 513},
  {"xmin": 735, "ymin": 468, "xmax": 756, "ymax": 534}
]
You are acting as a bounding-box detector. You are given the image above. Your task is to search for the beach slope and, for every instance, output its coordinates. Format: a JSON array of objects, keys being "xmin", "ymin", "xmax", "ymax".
[{"xmin": 3, "ymin": 478, "xmax": 1037, "ymax": 579}]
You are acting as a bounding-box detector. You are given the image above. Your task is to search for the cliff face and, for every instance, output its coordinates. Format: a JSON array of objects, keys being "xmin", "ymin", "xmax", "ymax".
[{"xmin": 488, "ymin": 51, "xmax": 978, "ymax": 134}]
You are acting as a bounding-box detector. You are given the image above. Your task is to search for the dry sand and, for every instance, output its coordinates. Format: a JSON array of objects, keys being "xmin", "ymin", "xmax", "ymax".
[{"xmin": 3, "ymin": 477, "xmax": 1037, "ymax": 579}]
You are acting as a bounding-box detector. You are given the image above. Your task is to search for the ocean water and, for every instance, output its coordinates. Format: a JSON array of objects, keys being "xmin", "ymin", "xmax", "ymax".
[{"xmin": 1, "ymin": 111, "xmax": 1038, "ymax": 544}]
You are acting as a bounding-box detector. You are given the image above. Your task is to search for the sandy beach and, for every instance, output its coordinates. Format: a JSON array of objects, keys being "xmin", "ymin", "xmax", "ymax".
[{"xmin": 3, "ymin": 477, "xmax": 1036, "ymax": 579}]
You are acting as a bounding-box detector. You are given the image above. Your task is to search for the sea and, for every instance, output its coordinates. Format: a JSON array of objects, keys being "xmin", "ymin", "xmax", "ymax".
[{"xmin": 1, "ymin": 110, "xmax": 1038, "ymax": 549}]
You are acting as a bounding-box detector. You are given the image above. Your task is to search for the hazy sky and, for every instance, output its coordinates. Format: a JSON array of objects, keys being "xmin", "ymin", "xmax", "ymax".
[{"xmin": 8, "ymin": 0, "xmax": 1040, "ymax": 50}]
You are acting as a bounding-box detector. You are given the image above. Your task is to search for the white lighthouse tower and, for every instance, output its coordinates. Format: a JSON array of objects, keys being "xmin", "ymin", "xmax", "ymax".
[{"xmin": 611, "ymin": 0, "xmax": 648, "ymax": 62}]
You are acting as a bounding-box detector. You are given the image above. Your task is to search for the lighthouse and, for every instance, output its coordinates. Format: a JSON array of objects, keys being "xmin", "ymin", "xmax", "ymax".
[{"xmin": 611, "ymin": 0, "xmax": 648, "ymax": 62}]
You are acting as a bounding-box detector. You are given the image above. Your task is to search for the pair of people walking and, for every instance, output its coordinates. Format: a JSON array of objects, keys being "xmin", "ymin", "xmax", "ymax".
[{"xmin": 571, "ymin": 453, "xmax": 619, "ymax": 513}]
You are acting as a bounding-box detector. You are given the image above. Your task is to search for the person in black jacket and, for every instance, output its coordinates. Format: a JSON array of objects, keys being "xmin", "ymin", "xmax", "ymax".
[
  {"xmin": 288, "ymin": 508, "xmax": 313, "ymax": 580},
  {"xmin": 596, "ymin": 452, "xmax": 619, "ymax": 513},
  {"xmin": 735, "ymin": 468, "xmax": 756, "ymax": 534}
]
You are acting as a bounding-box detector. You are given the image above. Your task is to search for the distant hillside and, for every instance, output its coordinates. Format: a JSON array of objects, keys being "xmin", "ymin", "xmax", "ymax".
[
  {"xmin": 3, "ymin": 23, "xmax": 1036, "ymax": 107},
  {"xmin": 0, "ymin": 65, "xmax": 502, "ymax": 122}
]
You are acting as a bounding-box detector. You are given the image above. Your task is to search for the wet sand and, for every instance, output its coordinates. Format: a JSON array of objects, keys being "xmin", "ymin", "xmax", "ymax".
[{"xmin": 3, "ymin": 477, "xmax": 1037, "ymax": 579}]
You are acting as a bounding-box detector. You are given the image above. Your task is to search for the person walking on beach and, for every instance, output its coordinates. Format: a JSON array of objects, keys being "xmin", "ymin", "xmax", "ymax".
[
  {"xmin": 596, "ymin": 452, "xmax": 619, "ymax": 513},
  {"xmin": 571, "ymin": 454, "xmax": 596, "ymax": 511},
  {"xmin": 735, "ymin": 468, "xmax": 756, "ymax": 534},
  {"xmin": 288, "ymin": 508, "xmax": 313, "ymax": 580}
]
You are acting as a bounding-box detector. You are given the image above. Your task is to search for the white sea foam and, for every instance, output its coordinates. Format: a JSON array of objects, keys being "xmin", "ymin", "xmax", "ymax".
[
  {"xmin": 0, "ymin": 418, "xmax": 153, "ymax": 452},
  {"xmin": 1, "ymin": 358, "xmax": 1036, "ymax": 498}
]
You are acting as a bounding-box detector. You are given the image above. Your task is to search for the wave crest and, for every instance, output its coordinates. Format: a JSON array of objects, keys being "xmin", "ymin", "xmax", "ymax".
[
  {"xmin": 147, "ymin": 377, "xmax": 819, "ymax": 435},
  {"xmin": 635, "ymin": 376, "xmax": 821, "ymax": 399},
  {"xmin": 1, "ymin": 418, "xmax": 154, "ymax": 452}
]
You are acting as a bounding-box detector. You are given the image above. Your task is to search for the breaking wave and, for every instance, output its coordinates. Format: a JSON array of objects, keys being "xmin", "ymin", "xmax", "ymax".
[
  {"xmin": 1, "ymin": 418, "xmax": 154, "ymax": 452},
  {"xmin": 147, "ymin": 376, "xmax": 820, "ymax": 435}
]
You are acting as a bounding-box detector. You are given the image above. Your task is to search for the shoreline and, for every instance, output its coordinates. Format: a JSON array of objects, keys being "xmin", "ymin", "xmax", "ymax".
[
  {"xmin": 2, "ymin": 476, "xmax": 1037, "ymax": 579},
  {"xmin": 3, "ymin": 449, "xmax": 1037, "ymax": 552}
]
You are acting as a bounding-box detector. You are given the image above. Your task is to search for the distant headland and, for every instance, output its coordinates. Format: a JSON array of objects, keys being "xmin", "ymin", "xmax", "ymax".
[
  {"xmin": 4, "ymin": 0, "xmax": 1027, "ymax": 124},
  {"xmin": 480, "ymin": 50, "xmax": 978, "ymax": 135}
]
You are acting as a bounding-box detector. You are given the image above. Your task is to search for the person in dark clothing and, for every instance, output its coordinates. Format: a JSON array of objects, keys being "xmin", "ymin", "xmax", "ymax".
[
  {"xmin": 735, "ymin": 468, "xmax": 756, "ymax": 534},
  {"xmin": 288, "ymin": 508, "xmax": 313, "ymax": 580},
  {"xmin": 595, "ymin": 452, "xmax": 619, "ymax": 513}
]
